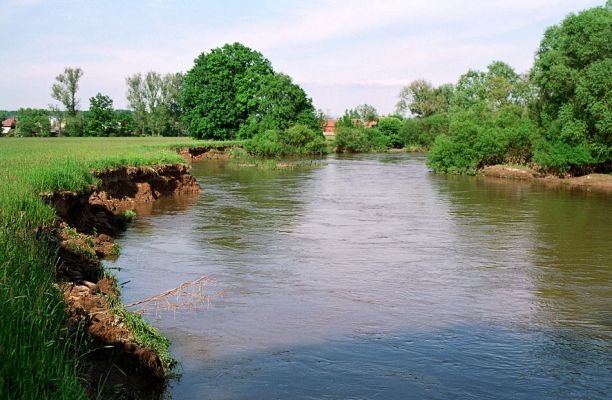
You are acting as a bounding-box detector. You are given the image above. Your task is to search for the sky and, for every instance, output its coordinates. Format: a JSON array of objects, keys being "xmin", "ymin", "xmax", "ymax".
[{"xmin": 0, "ymin": 0, "xmax": 602, "ymax": 117}]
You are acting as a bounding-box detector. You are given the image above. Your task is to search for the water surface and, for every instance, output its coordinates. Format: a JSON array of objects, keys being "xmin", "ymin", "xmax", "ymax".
[{"xmin": 108, "ymin": 153, "xmax": 611, "ymax": 399}]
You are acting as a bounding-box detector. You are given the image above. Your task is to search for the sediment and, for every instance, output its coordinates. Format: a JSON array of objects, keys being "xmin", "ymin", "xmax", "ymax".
[
  {"xmin": 177, "ymin": 145, "xmax": 239, "ymax": 161},
  {"xmin": 41, "ymin": 163, "xmax": 202, "ymax": 396},
  {"xmin": 482, "ymin": 165, "xmax": 612, "ymax": 193}
]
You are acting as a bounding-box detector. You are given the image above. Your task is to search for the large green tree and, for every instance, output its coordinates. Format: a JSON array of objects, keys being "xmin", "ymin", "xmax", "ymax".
[
  {"xmin": 530, "ymin": 4, "xmax": 612, "ymax": 168},
  {"xmin": 181, "ymin": 43, "xmax": 274, "ymax": 140},
  {"xmin": 238, "ymin": 73, "xmax": 320, "ymax": 138}
]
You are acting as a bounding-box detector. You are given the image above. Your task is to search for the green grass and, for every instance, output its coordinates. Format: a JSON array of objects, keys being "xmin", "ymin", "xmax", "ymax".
[{"xmin": 0, "ymin": 136, "xmax": 236, "ymax": 399}]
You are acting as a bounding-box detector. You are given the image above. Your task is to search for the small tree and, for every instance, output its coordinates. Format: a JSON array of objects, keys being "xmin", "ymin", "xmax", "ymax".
[{"xmin": 86, "ymin": 93, "xmax": 116, "ymax": 136}]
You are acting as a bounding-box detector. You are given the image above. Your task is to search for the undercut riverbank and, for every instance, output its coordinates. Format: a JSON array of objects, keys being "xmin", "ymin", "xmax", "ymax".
[{"xmin": 44, "ymin": 164, "xmax": 201, "ymax": 397}]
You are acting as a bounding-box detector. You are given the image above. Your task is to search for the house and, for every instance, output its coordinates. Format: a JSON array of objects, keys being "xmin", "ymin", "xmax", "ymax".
[
  {"xmin": 2, "ymin": 117, "xmax": 17, "ymax": 135},
  {"xmin": 323, "ymin": 119, "xmax": 336, "ymax": 136}
]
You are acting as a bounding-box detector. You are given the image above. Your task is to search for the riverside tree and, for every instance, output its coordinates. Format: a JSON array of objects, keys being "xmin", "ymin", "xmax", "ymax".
[
  {"xmin": 181, "ymin": 43, "xmax": 275, "ymax": 140},
  {"xmin": 530, "ymin": 3, "xmax": 612, "ymax": 171},
  {"xmin": 181, "ymin": 42, "xmax": 320, "ymax": 141},
  {"xmin": 396, "ymin": 79, "xmax": 453, "ymax": 117},
  {"xmin": 238, "ymin": 73, "xmax": 320, "ymax": 138},
  {"xmin": 126, "ymin": 72, "xmax": 183, "ymax": 136}
]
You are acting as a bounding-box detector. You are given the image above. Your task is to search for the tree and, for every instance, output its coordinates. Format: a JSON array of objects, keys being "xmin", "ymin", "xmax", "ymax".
[
  {"xmin": 452, "ymin": 61, "xmax": 527, "ymax": 111},
  {"xmin": 126, "ymin": 72, "xmax": 183, "ymax": 136},
  {"xmin": 86, "ymin": 93, "xmax": 116, "ymax": 136},
  {"xmin": 16, "ymin": 108, "xmax": 50, "ymax": 137},
  {"xmin": 181, "ymin": 42, "xmax": 274, "ymax": 140},
  {"xmin": 126, "ymin": 73, "xmax": 147, "ymax": 134},
  {"xmin": 377, "ymin": 117, "xmax": 403, "ymax": 148},
  {"xmin": 396, "ymin": 79, "xmax": 453, "ymax": 117},
  {"xmin": 238, "ymin": 73, "xmax": 320, "ymax": 138},
  {"xmin": 355, "ymin": 104, "xmax": 378, "ymax": 122},
  {"xmin": 114, "ymin": 110, "xmax": 137, "ymax": 136},
  {"xmin": 51, "ymin": 67, "xmax": 83, "ymax": 118},
  {"xmin": 530, "ymin": 4, "xmax": 612, "ymax": 167}
]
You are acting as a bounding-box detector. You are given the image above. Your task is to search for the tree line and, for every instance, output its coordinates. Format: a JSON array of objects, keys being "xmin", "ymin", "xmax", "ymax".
[
  {"xmin": 400, "ymin": 3, "xmax": 609, "ymax": 175},
  {"xmin": 316, "ymin": 3, "xmax": 610, "ymax": 175}
]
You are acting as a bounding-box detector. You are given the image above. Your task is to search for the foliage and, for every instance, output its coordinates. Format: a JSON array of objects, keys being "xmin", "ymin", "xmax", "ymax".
[
  {"xmin": 15, "ymin": 108, "xmax": 50, "ymax": 137},
  {"xmin": 181, "ymin": 43, "xmax": 274, "ymax": 140},
  {"xmin": 114, "ymin": 110, "xmax": 138, "ymax": 136},
  {"xmin": 181, "ymin": 43, "xmax": 319, "ymax": 141},
  {"xmin": 85, "ymin": 93, "xmax": 115, "ymax": 136},
  {"xmin": 335, "ymin": 126, "xmax": 369, "ymax": 153},
  {"xmin": 530, "ymin": 4, "xmax": 612, "ymax": 170},
  {"xmin": 354, "ymin": 104, "xmax": 379, "ymax": 122},
  {"xmin": 396, "ymin": 79, "xmax": 454, "ymax": 117},
  {"xmin": 51, "ymin": 67, "xmax": 83, "ymax": 118},
  {"xmin": 400, "ymin": 113, "xmax": 450, "ymax": 148},
  {"xmin": 126, "ymin": 72, "xmax": 183, "ymax": 136},
  {"xmin": 427, "ymin": 104, "xmax": 537, "ymax": 173},
  {"xmin": 377, "ymin": 117, "xmax": 403, "ymax": 148},
  {"xmin": 238, "ymin": 73, "xmax": 320, "ymax": 138},
  {"xmin": 245, "ymin": 124, "xmax": 327, "ymax": 157}
]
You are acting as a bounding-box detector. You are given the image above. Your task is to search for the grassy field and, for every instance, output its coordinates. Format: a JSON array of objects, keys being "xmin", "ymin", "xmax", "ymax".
[{"xmin": 0, "ymin": 137, "xmax": 240, "ymax": 399}]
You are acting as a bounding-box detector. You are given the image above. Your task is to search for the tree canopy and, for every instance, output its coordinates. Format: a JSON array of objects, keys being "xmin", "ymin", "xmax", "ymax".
[
  {"xmin": 86, "ymin": 93, "xmax": 115, "ymax": 136},
  {"xmin": 181, "ymin": 42, "xmax": 319, "ymax": 140},
  {"xmin": 51, "ymin": 67, "xmax": 83, "ymax": 118},
  {"xmin": 530, "ymin": 4, "xmax": 612, "ymax": 166}
]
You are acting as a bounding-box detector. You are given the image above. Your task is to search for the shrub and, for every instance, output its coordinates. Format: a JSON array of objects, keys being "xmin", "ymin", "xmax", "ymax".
[
  {"xmin": 377, "ymin": 117, "xmax": 403, "ymax": 148},
  {"xmin": 245, "ymin": 124, "xmax": 326, "ymax": 157},
  {"xmin": 335, "ymin": 126, "xmax": 372, "ymax": 153}
]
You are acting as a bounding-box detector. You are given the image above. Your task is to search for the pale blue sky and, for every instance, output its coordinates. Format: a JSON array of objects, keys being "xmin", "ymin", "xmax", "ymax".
[{"xmin": 0, "ymin": 0, "xmax": 602, "ymax": 116}]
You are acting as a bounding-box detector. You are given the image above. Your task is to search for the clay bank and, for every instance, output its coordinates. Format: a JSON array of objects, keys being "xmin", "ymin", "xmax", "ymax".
[{"xmin": 42, "ymin": 163, "xmax": 201, "ymax": 396}]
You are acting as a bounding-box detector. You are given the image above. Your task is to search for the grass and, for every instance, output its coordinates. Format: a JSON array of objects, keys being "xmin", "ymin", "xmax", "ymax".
[{"xmin": 0, "ymin": 136, "xmax": 235, "ymax": 399}]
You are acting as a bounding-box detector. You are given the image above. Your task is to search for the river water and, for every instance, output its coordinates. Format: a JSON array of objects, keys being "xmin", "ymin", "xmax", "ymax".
[{"xmin": 108, "ymin": 153, "xmax": 611, "ymax": 399}]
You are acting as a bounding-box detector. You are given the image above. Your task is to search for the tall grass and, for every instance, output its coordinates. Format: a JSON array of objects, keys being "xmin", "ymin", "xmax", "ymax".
[{"xmin": 0, "ymin": 137, "xmax": 234, "ymax": 399}]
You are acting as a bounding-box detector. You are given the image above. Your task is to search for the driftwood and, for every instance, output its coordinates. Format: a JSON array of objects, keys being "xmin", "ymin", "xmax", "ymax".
[{"xmin": 125, "ymin": 276, "xmax": 216, "ymax": 315}]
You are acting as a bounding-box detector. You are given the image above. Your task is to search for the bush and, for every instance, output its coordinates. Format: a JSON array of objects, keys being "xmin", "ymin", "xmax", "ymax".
[
  {"xmin": 335, "ymin": 126, "xmax": 372, "ymax": 153},
  {"xmin": 400, "ymin": 113, "xmax": 449, "ymax": 148},
  {"xmin": 245, "ymin": 124, "xmax": 326, "ymax": 157},
  {"xmin": 427, "ymin": 105, "xmax": 537, "ymax": 173},
  {"xmin": 377, "ymin": 117, "xmax": 403, "ymax": 148}
]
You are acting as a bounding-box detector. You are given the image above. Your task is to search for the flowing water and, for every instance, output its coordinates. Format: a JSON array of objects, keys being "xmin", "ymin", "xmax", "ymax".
[{"xmin": 108, "ymin": 153, "xmax": 612, "ymax": 399}]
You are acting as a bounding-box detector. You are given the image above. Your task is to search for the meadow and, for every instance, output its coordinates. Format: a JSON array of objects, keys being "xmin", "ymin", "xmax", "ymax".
[{"xmin": 0, "ymin": 137, "xmax": 238, "ymax": 399}]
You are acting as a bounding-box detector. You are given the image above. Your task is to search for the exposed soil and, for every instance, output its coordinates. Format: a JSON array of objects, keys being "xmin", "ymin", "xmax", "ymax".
[
  {"xmin": 482, "ymin": 165, "xmax": 612, "ymax": 193},
  {"xmin": 177, "ymin": 145, "xmax": 237, "ymax": 161},
  {"xmin": 42, "ymin": 163, "xmax": 202, "ymax": 397}
]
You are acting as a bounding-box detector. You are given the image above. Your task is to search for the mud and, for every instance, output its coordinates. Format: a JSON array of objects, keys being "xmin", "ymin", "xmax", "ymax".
[
  {"xmin": 42, "ymin": 163, "xmax": 201, "ymax": 397},
  {"xmin": 482, "ymin": 165, "xmax": 612, "ymax": 193},
  {"xmin": 177, "ymin": 145, "xmax": 238, "ymax": 161}
]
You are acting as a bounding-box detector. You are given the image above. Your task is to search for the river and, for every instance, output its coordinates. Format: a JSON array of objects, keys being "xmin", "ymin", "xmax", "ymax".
[{"xmin": 107, "ymin": 153, "xmax": 611, "ymax": 399}]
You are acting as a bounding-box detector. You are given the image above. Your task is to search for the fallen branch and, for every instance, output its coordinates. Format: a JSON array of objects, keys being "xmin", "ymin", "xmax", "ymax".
[{"xmin": 125, "ymin": 276, "xmax": 213, "ymax": 314}]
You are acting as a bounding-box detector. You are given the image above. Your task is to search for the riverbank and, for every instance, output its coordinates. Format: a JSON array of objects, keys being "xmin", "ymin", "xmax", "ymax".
[
  {"xmin": 0, "ymin": 137, "xmax": 232, "ymax": 399},
  {"xmin": 45, "ymin": 164, "xmax": 201, "ymax": 395},
  {"xmin": 482, "ymin": 164, "xmax": 612, "ymax": 193}
]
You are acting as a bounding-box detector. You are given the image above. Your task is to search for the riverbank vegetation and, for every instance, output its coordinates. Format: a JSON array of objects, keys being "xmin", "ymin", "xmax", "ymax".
[
  {"xmin": 396, "ymin": 3, "xmax": 610, "ymax": 175},
  {"xmin": 0, "ymin": 137, "xmax": 223, "ymax": 399}
]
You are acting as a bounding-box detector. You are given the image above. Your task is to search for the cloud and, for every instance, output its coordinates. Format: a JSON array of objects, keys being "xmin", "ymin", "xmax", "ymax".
[{"xmin": 0, "ymin": 0, "xmax": 602, "ymax": 113}]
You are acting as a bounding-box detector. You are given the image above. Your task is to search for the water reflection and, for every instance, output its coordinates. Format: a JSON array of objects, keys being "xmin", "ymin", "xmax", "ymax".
[{"xmin": 107, "ymin": 154, "xmax": 611, "ymax": 399}]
